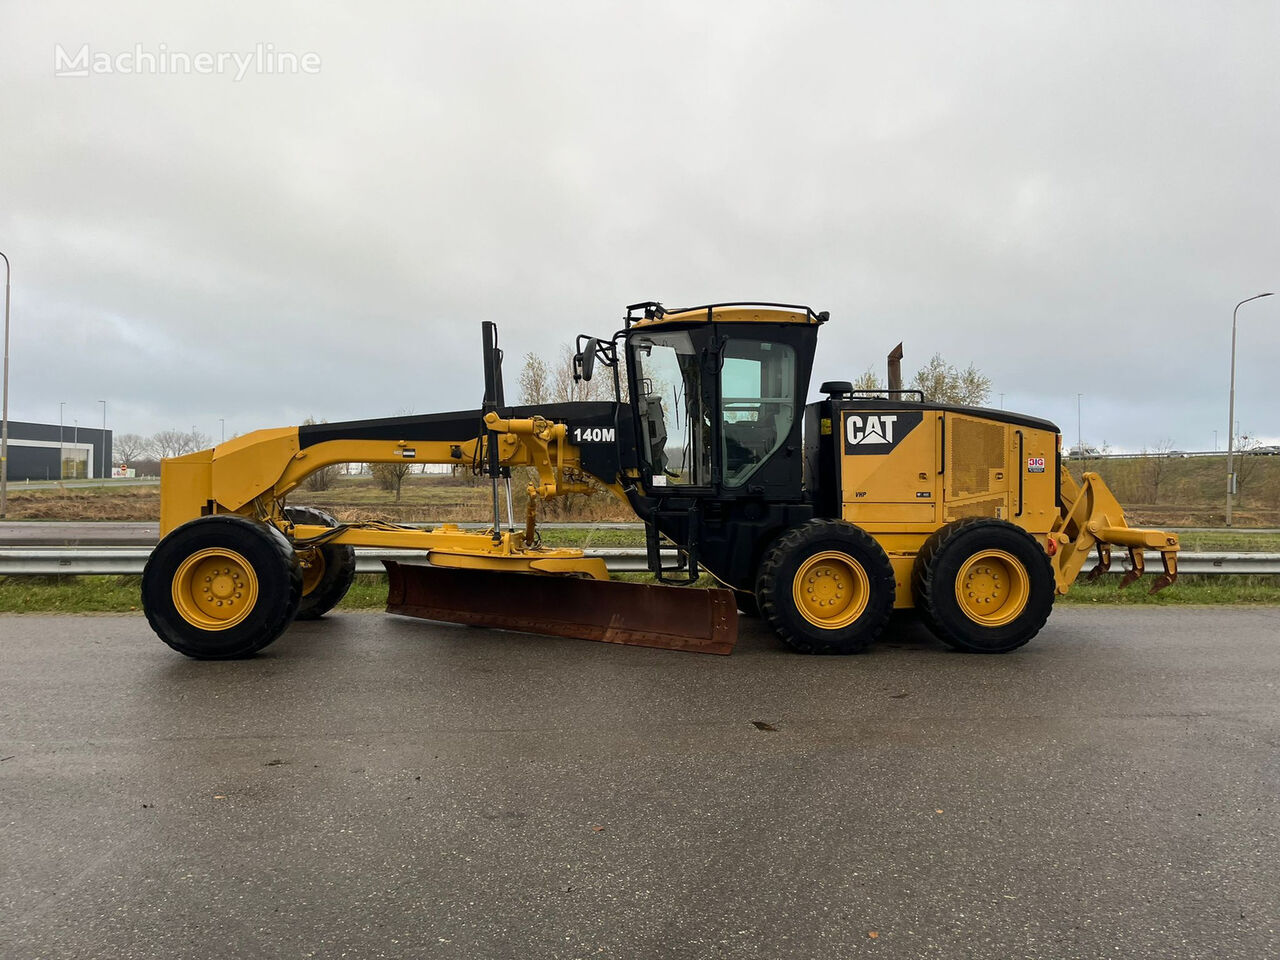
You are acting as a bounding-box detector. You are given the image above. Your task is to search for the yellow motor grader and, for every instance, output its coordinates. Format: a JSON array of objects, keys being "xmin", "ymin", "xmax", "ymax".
[{"xmin": 142, "ymin": 302, "xmax": 1179, "ymax": 658}]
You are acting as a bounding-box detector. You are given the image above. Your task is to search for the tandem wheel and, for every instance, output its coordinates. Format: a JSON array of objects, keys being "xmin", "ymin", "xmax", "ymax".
[
  {"xmin": 284, "ymin": 505, "xmax": 357, "ymax": 620},
  {"xmin": 912, "ymin": 518, "xmax": 1055, "ymax": 653},
  {"xmin": 757, "ymin": 518, "xmax": 896, "ymax": 654}
]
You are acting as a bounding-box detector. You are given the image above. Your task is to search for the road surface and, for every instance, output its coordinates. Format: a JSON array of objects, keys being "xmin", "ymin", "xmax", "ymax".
[{"xmin": 1, "ymin": 607, "xmax": 1277, "ymax": 959}]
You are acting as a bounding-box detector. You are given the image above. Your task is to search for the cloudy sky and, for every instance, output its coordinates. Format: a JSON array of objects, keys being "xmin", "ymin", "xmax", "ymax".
[{"xmin": 2, "ymin": 1, "xmax": 1277, "ymax": 451}]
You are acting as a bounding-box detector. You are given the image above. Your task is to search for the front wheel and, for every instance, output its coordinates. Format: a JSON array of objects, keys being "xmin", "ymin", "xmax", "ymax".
[
  {"xmin": 757, "ymin": 519, "xmax": 896, "ymax": 654},
  {"xmin": 142, "ymin": 515, "xmax": 303, "ymax": 659},
  {"xmin": 912, "ymin": 518, "xmax": 1055, "ymax": 653}
]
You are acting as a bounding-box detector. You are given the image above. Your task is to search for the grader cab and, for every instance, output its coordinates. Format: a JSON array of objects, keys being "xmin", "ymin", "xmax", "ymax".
[{"xmin": 142, "ymin": 301, "xmax": 1177, "ymax": 659}]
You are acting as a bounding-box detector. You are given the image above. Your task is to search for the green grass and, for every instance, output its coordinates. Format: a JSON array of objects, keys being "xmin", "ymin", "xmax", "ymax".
[
  {"xmin": 3, "ymin": 571, "xmax": 1279, "ymax": 615},
  {"xmin": 1055, "ymin": 574, "xmax": 1280, "ymax": 604},
  {"xmin": 1170, "ymin": 531, "xmax": 1280, "ymax": 552}
]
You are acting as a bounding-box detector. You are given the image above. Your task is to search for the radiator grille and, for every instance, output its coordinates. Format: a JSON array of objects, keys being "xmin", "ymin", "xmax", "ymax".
[{"xmin": 948, "ymin": 417, "xmax": 1006, "ymax": 498}]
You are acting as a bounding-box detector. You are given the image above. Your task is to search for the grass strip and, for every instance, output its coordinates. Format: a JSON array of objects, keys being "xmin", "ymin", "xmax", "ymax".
[{"xmin": 1, "ymin": 572, "xmax": 1279, "ymax": 615}]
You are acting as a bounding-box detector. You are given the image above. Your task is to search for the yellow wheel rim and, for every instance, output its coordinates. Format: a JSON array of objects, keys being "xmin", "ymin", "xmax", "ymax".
[
  {"xmin": 171, "ymin": 548, "xmax": 259, "ymax": 631},
  {"xmin": 792, "ymin": 551, "xmax": 870, "ymax": 629},
  {"xmin": 954, "ymin": 549, "xmax": 1030, "ymax": 627},
  {"xmin": 298, "ymin": 548, "xmax": 326, "ymax": 596}
]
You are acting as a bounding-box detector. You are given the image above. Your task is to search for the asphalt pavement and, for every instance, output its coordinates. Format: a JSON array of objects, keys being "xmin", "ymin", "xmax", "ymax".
[{"xmin": 1, "ymin": 607, "xmax": 1278, "ymax": 959}]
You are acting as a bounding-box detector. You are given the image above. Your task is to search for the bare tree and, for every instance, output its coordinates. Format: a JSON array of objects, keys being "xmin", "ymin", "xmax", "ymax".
[
  {"xmin": 112, "ymin": 432, "xmax": 149, "ymax": 465},
  {"xmin": 371, "ymin": 461, "xmax": 413, "ymax": 501},
  {"xmin": 553, "ymin": 345, "xmax": 609, "ymax": 403},
  {"xmin": 1141, "ymin": 438, "xmax": 1175, "ymax": 501},
  {"xmin": 150, "ymin": 430, "xmax": 188, "ymax": 459},
  {"xmin": 150, "ymin": 429, "xmax": 211, "ymax": 459},
  {"xmin": 518, "ymin": 351, "xmax": 551, "ymax": 405},
  {"xmin": 910, "ymin": 354, "xmax": 991, "ymax": 406},
  {"xmin": 301, "ymin": 418, "xmax": 340, "ymax": 491},
  {"xmin": 851, "ymin": 367, "xmax": 884, "ymax": 395},
  {"xmin": 1236, "ymin": 433, "xmax": 1264, "ymax": 498}
]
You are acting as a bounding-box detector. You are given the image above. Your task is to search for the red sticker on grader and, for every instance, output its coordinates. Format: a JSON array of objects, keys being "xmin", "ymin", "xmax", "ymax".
[{"xmin": 1027, "ymin": 457, "xmax": 1045, "ymax": 473}]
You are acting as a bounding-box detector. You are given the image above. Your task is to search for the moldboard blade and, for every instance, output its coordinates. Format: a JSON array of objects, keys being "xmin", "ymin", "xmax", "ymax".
[{"xmin": 384, "ymin": 562, "xmax": 738, "ymax": 655}]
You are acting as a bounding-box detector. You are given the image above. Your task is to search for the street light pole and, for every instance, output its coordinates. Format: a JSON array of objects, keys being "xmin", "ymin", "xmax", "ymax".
[
  {"xmin": 1226, "ymin": 292, "xmax": 1274, "ymax": 526},
  {"xmin": 98, "ymin": 400, "xmax": 106, "ymax": 480},
  {"xmin": 0, "ymin": 251, "xmax": 9, "ymax": 518},
  {"xmin": 59, "ymin": 401, "xmax": 66, "ymax": 480}
]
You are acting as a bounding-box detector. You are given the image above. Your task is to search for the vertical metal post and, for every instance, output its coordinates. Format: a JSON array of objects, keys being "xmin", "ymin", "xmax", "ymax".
[
  {"xmin": 0, "ymin": 252, "xmax": 9, "ymax": 517},
  {"xmin": 59, "ymin": 401, "xmax": 65, "ymax": 480},
  {"xmin": 1227, "ymin": 293, "xmax": 1273, "ymax": 527}
]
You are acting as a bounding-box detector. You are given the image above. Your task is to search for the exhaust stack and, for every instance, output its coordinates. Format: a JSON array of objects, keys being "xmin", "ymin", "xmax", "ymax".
[{"xmin": 887, "ymin": 343, "xmax": 903, "ymax": 395}]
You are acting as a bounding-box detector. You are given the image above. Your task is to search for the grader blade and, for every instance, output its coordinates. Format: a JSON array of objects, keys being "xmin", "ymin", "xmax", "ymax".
[{"xmin": 384, "ymin": 562, "xmax": 738, "ymax": 655}]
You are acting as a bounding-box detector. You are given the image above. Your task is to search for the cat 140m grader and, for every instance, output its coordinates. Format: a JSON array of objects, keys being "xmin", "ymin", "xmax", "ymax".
[{"xmin": 142, "ymin": 301, "xmax": 1179, "ymax": 659}]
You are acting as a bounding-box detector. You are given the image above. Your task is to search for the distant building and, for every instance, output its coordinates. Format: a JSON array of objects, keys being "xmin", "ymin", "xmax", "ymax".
[{"xmin": 3, "ymin": 420, "xmax": 113, "ymax": 481}]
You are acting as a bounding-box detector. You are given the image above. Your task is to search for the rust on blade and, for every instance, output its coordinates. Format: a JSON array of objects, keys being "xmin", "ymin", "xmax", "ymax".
[{"xmin": 384, "ymin": 562, "xmax": 738, "ymax": 655}]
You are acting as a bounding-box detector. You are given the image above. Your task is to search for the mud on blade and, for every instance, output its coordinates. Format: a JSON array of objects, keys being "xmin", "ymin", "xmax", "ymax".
[{"xmin": 384, "ymin": 562, "xmax": 738, "ymax": 655}]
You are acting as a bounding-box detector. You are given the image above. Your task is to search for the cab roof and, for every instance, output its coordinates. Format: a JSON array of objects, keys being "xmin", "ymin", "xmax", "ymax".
[{"xmin": 624, "ymin": 301, "xmax": 828, "ymax": 329}]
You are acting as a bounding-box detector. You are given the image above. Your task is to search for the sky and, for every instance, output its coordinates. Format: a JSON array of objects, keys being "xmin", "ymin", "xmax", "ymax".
[{"xmin": 2, "ymin": 1, "xmax": 1277, "ymax": 452}]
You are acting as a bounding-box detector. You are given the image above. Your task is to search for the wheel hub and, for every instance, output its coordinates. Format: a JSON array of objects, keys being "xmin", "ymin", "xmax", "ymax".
[
  {"xmin": 172, "ymin": 548, "xmax": 260, "ymax": 631},
  {"xmin": 299, "ymin": 548, "xmax": 326, "ymax": 596},
  {"xmin": 793, "ymin": 551, "xmax": 870, "ymax": 629},
  {"xmin": 955, "ymin": 549, "xmax": 1029, "ymax": 627}
]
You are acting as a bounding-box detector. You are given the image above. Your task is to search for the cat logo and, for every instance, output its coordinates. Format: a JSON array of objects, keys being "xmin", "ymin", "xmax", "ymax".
[
  {"xmin": 842, "ymin": 410, "xmax": 923, "ymax": 456},
  {"xmin": 846, "ymin": 414, "xmax": 898, "ymax": 445}
]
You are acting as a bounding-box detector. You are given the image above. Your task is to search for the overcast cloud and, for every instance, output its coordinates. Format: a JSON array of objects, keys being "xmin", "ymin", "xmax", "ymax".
[{"xmin": 2, "ymin": 1, "xmax": 1277, "ymax": 451}]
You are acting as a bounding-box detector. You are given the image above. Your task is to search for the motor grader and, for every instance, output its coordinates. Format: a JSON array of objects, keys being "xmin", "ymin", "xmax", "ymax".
[{"xmin": 142, "ymin": 301, "xmax": 1179, "ymax": 658}]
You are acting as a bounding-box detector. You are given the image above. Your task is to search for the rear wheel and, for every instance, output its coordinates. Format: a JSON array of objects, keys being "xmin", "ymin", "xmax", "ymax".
[
  {"xmin": 284, "ymin": 506, "xmax": 356, "ymax": 620},
  {"xmin": 912, "ymin": 518, "xmax": 1054, "ymax": 653},
  {"xmin": 757, "ymin": 519, "xmax": 895, "ymax": 654},
  {"xmin": 142, "ymin": 515, "xmax": 302, "ymax": 659}
]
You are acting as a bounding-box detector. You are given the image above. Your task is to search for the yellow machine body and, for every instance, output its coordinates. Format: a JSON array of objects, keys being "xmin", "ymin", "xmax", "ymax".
[
  {"xmin": 828, "ymin": 407, "xmax": 1177, "ymax": 605},
  {"xmin": 144, "ymin": 302, "xmax": 1178, "ymax": 661}
]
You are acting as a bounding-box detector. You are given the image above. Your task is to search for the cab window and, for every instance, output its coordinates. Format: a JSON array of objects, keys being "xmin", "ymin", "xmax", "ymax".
[{"xmin": 720, "ymin": 340, "xmax": 796, "ymax": 487}]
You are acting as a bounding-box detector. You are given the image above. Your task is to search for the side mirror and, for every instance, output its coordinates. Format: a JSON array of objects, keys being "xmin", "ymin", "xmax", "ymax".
[{"xmin": 575, "ymin": 340, "xmax": 598, "ymax": 382}]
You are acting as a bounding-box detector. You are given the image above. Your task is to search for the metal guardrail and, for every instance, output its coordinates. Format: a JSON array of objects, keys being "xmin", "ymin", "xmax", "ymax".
[
  {"xmin": 4, "ymin": 521, "xmax": 1279, "ymax": 547},
  {"xmin": 0, "ymin": 546, "xmax": 1276, "ymax": 576},
  {"xmin": 0, "ymin": 546, "xmax": 660, "ymax": 576}
]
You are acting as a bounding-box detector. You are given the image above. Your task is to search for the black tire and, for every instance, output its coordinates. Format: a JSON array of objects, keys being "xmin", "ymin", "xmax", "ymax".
[
  {"xmin": 284, "ymin": 506, "xmax": 356, "ymax": 620},
  {"xmin": 733, "ymin": 589, "xmax": 760, "ymax": 618},
  {"xmin": 912, "ymin": 518, "xmax": 1055, "ymax": 654},
  {"xmin": 757, "ymin": 519, "xmax": 896, "ymax": 654},
  {"xmin": 142, "ymin": 515, "xmax": 303, "ymax": 659}
]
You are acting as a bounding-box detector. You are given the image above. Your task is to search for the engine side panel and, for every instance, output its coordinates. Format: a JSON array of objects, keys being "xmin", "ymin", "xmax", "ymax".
[{"xmin": 807, "ymin": 398, "xmax": 1063, "ymax": 608}]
